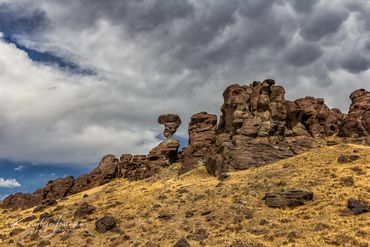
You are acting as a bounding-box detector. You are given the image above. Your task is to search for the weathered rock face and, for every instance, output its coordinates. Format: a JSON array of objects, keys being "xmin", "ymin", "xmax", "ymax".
[
  {"xmin": 149, "ymin": 138, "xmax": 180, "ymax": 165},
  {"xmin": 339, "ymin": 89, "xmax": 370, "ymax": 138},
  {"xmin": 181, "ymin": 112, "xmax": 217, "ymax": 173},
  {"xmin": 158, "ymin": 114, "xmax": 182, "ymax": 138},
  {"xmin": 43, "ymin": 176, "xmax": 75, "ymax": 201},
  {"xmin": 205, "ymin": 80, "xmax": 345, "ymax": 177},
  {"xmin": 69, "ymin": 154, "xmax": 120, "ymax": 195},
  {"xmin": 290, "ymin": 97, "xmax": 344, "ymax": 137}
]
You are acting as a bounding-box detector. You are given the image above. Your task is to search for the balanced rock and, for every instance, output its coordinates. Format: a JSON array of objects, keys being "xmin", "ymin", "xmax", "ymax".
[{"xmin": 158, "ymin": 114, "xmax": 182, "ymax": 138}]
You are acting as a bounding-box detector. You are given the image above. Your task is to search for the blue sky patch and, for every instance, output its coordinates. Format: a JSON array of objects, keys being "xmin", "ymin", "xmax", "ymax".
[
  {"xmin": 0, "ymin": 3, "xmax": 94, "ymax": 75},
  {"xmin": 0, "ymin": 160, "xmax": 91, "ymax": 199}
]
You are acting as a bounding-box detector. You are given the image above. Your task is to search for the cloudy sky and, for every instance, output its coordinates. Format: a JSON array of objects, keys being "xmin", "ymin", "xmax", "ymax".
[{"xmin": 0, "ymin": 0, "xmax": 370, "ymax": 193}]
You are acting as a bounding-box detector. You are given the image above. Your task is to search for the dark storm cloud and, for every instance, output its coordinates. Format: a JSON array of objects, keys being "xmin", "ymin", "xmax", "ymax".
[
  {"xmin": 0, "ymin": 0, "xmax": 370, "ymax": 164},
  {"xmin": 341, "ymin": 52, "xmax": 370, "ymax": 73},
  {"xmin": 51, "ymin": 0, "xmax": 194, "ymax": 33},
  {"xmin": 300, "ymin": 7, "xmax": 349, "ymax": 41},
  {"xmin": 284, "ymin": 42, "xmax": 322, "ymax": 67},
  {"xmin": 289, "ymin": 0, "xmax": 319, "ymax": 13}
]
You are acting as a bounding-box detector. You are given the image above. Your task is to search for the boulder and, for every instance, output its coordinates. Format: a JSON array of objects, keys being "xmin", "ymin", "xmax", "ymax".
[
  {"xmin": 337, "ymin": 155, "xmax": 360, "ymax": 164},
  {"xmin": 74, "ymin": 202, "xmax": 96, "ymax": 218},
  {"xmin": 263, "ymin": 190, "xmax": 314, "ymax": 208},
  {"xmin": 347, "ymin": 199, "xmax": 370, "ymax": 215},
  {"xmin": 158, "ymin": 114, "xmax": 182, "ymax": 138},
  {"xmin": 173, "ymin": 238, "xmax": 191, "ymax": 247},
  {"xmin": 95, "ymin": 216, "xmax": 117, "ymax": 233}
]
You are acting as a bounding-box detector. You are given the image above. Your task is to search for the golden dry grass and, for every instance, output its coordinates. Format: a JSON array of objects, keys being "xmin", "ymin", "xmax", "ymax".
[{"xmin": 0, "ymin": 143, "xmax": 369, "ymax": 247}]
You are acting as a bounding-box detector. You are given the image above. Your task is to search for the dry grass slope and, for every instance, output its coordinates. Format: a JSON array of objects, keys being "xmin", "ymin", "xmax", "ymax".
[{"xmin": 0, "ymin": 143, "xmax": 369, "ymax": 247}]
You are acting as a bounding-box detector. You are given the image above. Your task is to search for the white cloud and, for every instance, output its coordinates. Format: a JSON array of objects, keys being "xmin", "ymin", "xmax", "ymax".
[
  {"xmin": 0, "ymin": 178, "xmax": 21, "ymax": 188},
  {"xmin": 14, "ymin": 165, "xmax": 25, "ymax": 171}
]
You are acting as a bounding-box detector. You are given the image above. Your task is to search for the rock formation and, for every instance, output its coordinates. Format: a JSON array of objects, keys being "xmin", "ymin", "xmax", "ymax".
[
  {"xmin": 180, "ymin": 112, "xmax": 217, "ymax": 173},
  {"xmin": 1, "ymin": 79, "xmax": 369, "ymax": 210},
  {"xmin": 158, "ymin": 114, "xmax": 182, "ymax": 138},
  {"xmin": 339, "ymin": 89, "xmax": 370, "ymax": 138},
  {"xmin": 205, "ymin": 79, "xmax": 345, "ymax": 177}
]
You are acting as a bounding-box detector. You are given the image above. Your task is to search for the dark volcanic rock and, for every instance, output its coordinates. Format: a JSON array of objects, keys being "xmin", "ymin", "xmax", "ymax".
[
  {"xmin": 294, "ymin": 97, "xmax": 344, "ymax": 137},
  {"xmin": 204, "ymin": 80, "xmax": 346, "ymax": 177},
  {"xmin": 337, "ymin": 155, "xmax": 360, "ymax": 164},
  {"xmin": 173, "ymin": 238, "xmax": 191, "ymax": 247},
  {"xmin": 74, "ymin": 202, "xmax": 96, "ymax": 218},
  {"xmin": 95, "ymin": 216, "xmax": 117, "ymax": 233},
  {"xmin": 149, "ymin": 138, "xmax": 180, "ymax": 166},
  {"xmin": 339, "ymin": 89, "xmax": 370, "ymax": 138},
  {"xmin": 263, "ymin": 190, "xmax": 314, "ymax": 208},
  {"xmin": 347, "ymin": 199, "xmax": 370, "ymax": 215},
  {"xmin": 69, "ymin": 154, "xmax": 120, "ymax": 195},
  {"xmin": 181, "ymin": 112, "xmax": 217, "ymax": 173},
  {"xmin": 43, "ymin": 176, "xmax": 75, "ymax": 201},
  {"xmin": 158, "ymin": 113, "xmax": 182, "ymax": 138},
  {"xmin": 37, "ymin": 240, "xmax": 51, "ymax": 247}
]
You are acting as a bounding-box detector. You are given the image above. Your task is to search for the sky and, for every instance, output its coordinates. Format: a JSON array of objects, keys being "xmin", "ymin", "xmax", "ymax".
[{"xmin": 0, "ymin": 0, "xmax": 370, "ymax": 195}]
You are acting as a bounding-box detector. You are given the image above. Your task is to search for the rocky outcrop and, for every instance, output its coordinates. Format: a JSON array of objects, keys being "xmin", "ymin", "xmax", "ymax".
[
  {"xmin": 339, "ymin": 89, "xmax": 370, "ymax": 138},
  {"xmin": 203, "ymin": 80, "xmax": 348, "ymax": 177},
  {"xmin": 180, "ymin": 112, "xmax": 217, "ymax": 173},
  {"xmin": 290, "ymin": 97, "xmax": 344, "ymax": 137}
]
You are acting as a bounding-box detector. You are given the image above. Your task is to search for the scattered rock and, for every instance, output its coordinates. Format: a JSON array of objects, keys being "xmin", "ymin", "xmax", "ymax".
[
  {"xmin": 185, "ymin": 211, "xmax": 194, "ymax": 218},
  {"xmin": 337, "ymin": 155, "xmax": 360, "ymax": 164},
  {"xmin": 340, "ymin": 176, "xmax": 355, "ymax": 187},
  {"xmin": 263, "ymin": 190, "xmax": 314, "ymax": 208},
  {"xmin": 347, "ymin": 199, "xmax": 370, "ymax": 215},
  {"xmin": 157, "ymin": 211, "xmax": 173, "ymax": 220},
  {"xmin": 37, "ymin": 240, "xmax": 51, "ymax": 247},
  {"xmin": 173, "ymin": 238, "xmax": 191, "ymax": 247},
  {"xmin": 19, "ymin": 215, "xmax": 36, "ymax": 223},
  {"xmin": 327, "ymin": 140, "xmax": 339, "ymax": 146},
  {"xmin": 10, "ymin": 228, "xmax": 25, "ymax": 236},
  {"xmin": 95, "ymin": 216, "xmax": 117, "ymax": 233},
  {"xmin": 193, "ymin": 228, "xmax": 208, "ymax": 241},
  {"xmin": 74, "ymin": 202, "xmax": 96, "ymax": 218}
]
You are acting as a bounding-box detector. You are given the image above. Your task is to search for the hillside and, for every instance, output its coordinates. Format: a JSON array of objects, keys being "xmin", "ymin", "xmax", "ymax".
[{"xmin": 0, "ymin": 143, "xmax": 369, "ymax": 247}]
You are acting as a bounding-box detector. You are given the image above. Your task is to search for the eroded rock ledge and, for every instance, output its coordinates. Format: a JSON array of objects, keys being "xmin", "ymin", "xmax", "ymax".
[{"xmin": 1, "ymin": 79, "xmax": 369, "ymax": 210}]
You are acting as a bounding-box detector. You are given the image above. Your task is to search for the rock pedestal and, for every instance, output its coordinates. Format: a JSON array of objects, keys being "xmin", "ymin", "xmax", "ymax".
[{"xmin": 180, "ymin": 112, "xmax": 217, "ymax": 173}]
